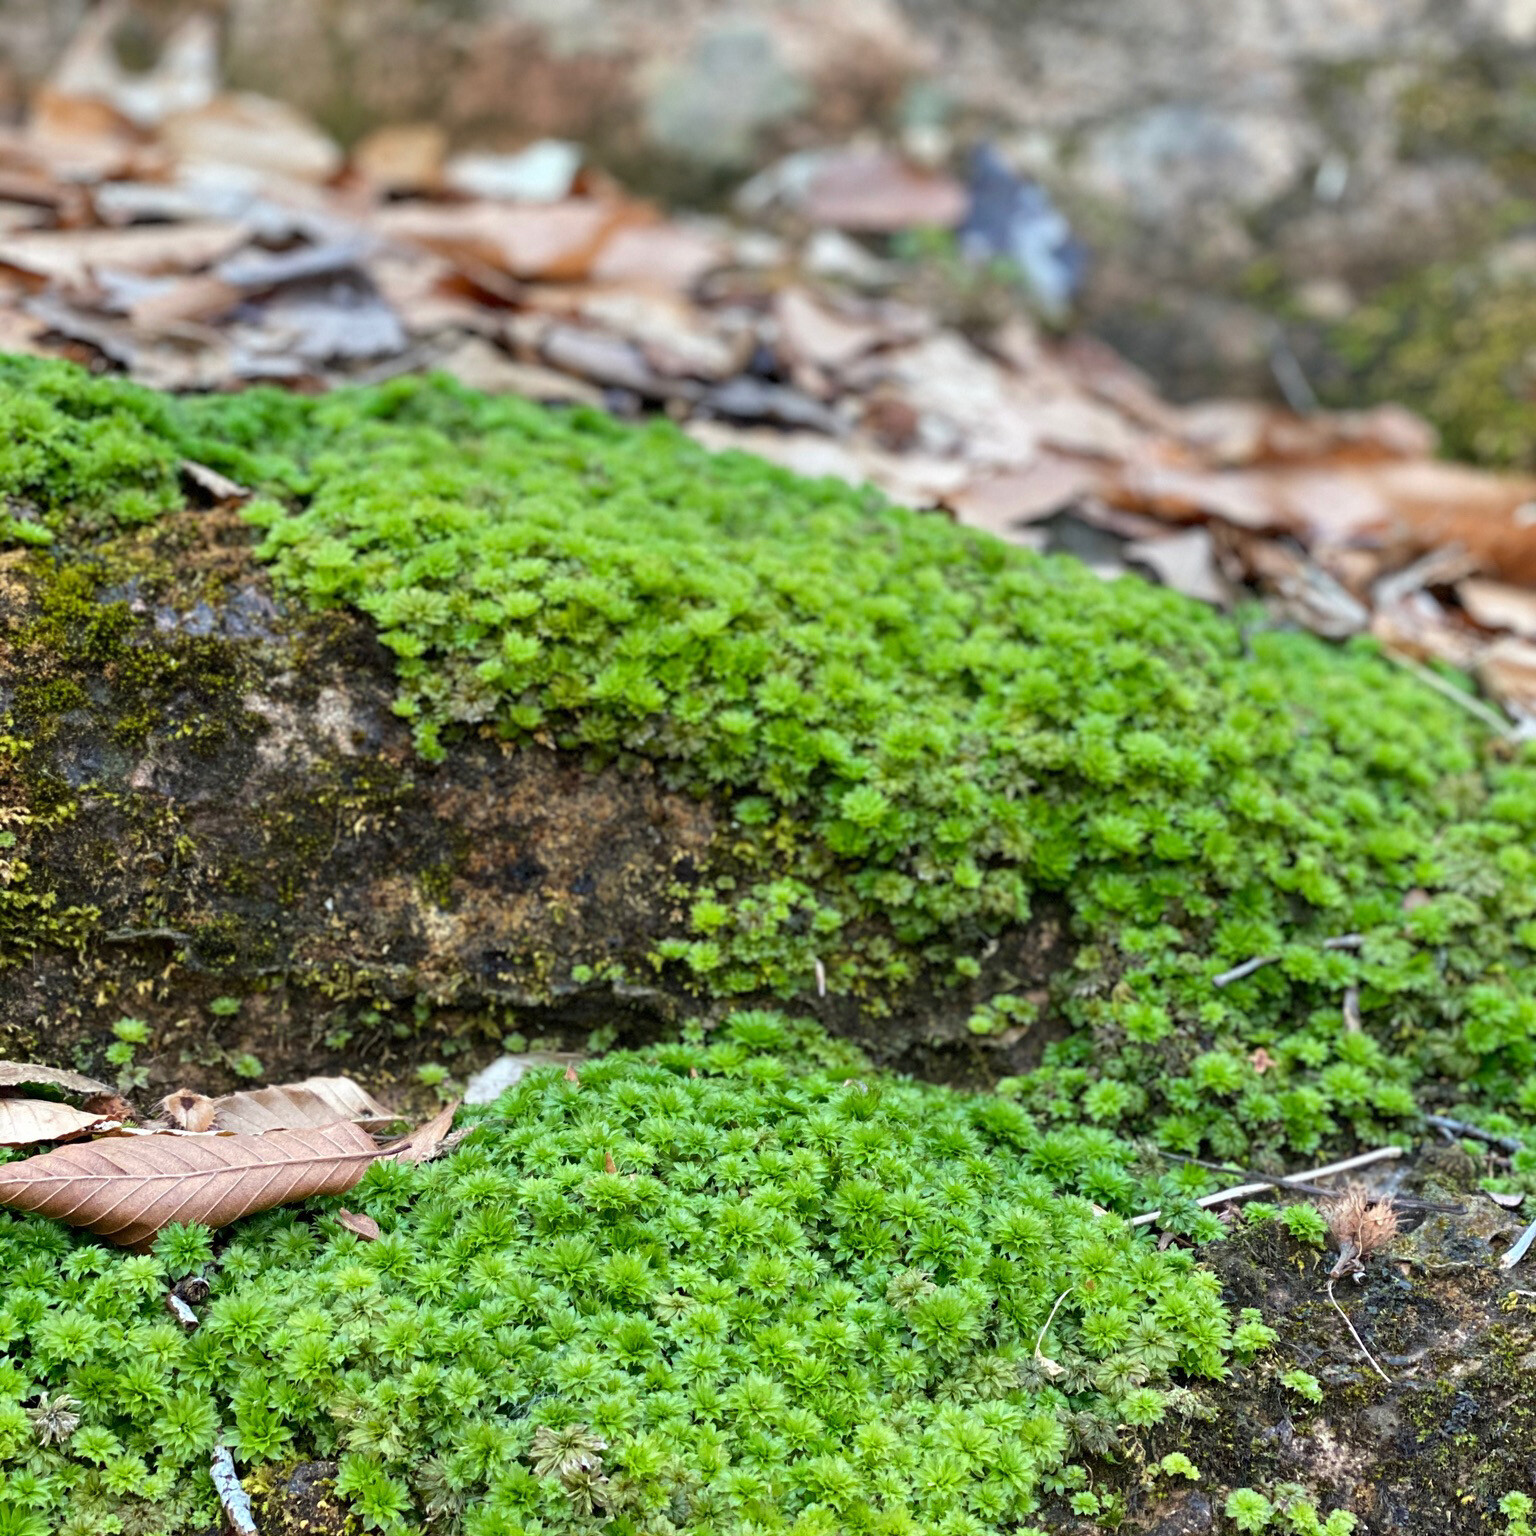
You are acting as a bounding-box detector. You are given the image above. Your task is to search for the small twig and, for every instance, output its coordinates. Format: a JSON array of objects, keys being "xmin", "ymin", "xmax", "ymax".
[
  {"xmin": 1213, "ymin": 933, "xmax": 1364, "ymax": 988},
  {"xmin": 1213, "ymin": 954, "xmax": 1277, "ymax": 987},
  {"xmin": 1131, "ymin": 1146, "xmax": 1404, "ymax": 1228},
  {"xmin": 1381, "ymin": 646, "xmax": 1515, "ymax": 738},
  {"xmin": 1424, "ymin": 1114, "xmax": 1524, "ymax": 1154},
  {"xmin": 1326, "ymin": 1274, "xmax": 1391, "ymax": 1383},
  {"xmin": 210, "ymin": 1446, "xmax": 258, "ymax": 1536},
  {"xmin": 1500, "ymin": 1214, "xmax": 1536, "ymax": 1271}
]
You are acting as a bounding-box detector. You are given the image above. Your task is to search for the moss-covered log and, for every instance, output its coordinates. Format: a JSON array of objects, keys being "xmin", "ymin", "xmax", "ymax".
[{"xmin": 2, "ymin": 358, "xmax": 1536, "ymax": 1533}]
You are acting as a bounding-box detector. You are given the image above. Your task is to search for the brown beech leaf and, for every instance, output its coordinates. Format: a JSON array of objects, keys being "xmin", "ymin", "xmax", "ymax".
[
  {"xmin": 336, "ymin": 1208, "xmax": 381, "ymax": 1241},
  {"xmin": 0, "ymin": 1098, "xmax": 113, "ymax": 1148},
  {"xmin": 0, "ymin": 1121, "xmax": 379, "ymax": 1246},
  {"xmin": 382, "ymin": 1099, "xmax": 460, "ymax": 1166},
  {"xmin": 0, "ymin": 1061, "xmax": 112, "ymax": 1098},
  {"xmin": 211, "ymin": 1076, "xmax": 397, "ymax": 1135}
]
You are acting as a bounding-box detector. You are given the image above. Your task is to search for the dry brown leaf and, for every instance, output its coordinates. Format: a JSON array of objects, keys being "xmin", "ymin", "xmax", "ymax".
[
  {"xmin": 0, "ymin": 1120, "xmax": 379, "ymax": 1245},
  {"xmin": 159, "ymin": 1090, "xmax": 216, "ymax": 1132},
  {"xmin": 589, "ymin": 223, "xmax": 727, "ymax": 292},
  {"xmin": 0, "ymin": 1061, "xmax": 112, "ymax": 1098},
  {"xmin": 604, "ymin": 1151, "xmax": 618, "ymax": 1174},
  {"xmin": 801, "ymin": 150, "xmax": 966, "ymax": 233},
  {"xmin": 0, "ymin": 222, "xmax": 245, "ymax": 285},
  {"xmin": 1477, "ymin": 635, "xmax": 1536, "ymax": 719},
  {"xmin": 336, "ymin": 1208, "xmax": 382, "ymax": 1241},
  {"xmin": 352, "ymin": 123, "xmax": 447, "ymax": 195},
  {"xmin": 774, "ymin": 287, "xmax": 884, "ymax": 372},
  {"xmin": 0, "ymin": 1098, "xmax": 112, "ymax": 1149},
  {"xmin": 434, "ymin": 334, "xmax": 604, "ymax": 404},
  {"xmin": 212, "ymin": 1076, "xmax": 396, "ymax": 1135},
  {"xmin": 383, "ymin": 1099, "xmax": 460, "ymax": 1165},
  {"xmin": 1458, "ymin": 577, "xmax": 1536, "ymax": 639},
  {"xmin": 377, "ymin": 199, "xmax": 633, "ymax": 282},
  {"xmin": 160, "ymin": 93, "xmax": 342, "ymax": 184},
  {"xmin": 1124, "ymin": 528, "xmax": 1231, "ymax": 607},
  {"xmin": 947, "ymin": 458, "xmax": 1099, "ymax": 535}
]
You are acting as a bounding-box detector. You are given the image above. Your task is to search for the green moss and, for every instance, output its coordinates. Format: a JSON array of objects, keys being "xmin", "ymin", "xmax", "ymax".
[
  {"xmin": 1325, "ymin": 258, "xmax": 1536, "ymax": 467},
  {"xmin": 0, "ymin": 1015, "xmax": 1234, "ymax": 1536},
  {"xmin": 6, "ymin": 355, "xmax": 1536, "ymax": 1170}
]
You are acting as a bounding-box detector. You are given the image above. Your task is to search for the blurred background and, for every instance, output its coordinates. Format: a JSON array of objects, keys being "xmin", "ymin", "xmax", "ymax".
[
  {"xmin": 6, "ymin": 0, "xmax": 1536, "ymax": 430},
  {"xmin": 6, "ymin": 0, "xmax": 1536, "ymax": 721}
]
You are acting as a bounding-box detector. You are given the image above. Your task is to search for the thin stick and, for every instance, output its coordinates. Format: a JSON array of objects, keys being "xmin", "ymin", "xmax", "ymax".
[
  {"xmin": 1214, "ymin": 933, "xmax": 1363, "ymax": 988},
  {"xmin": 1381, "ymin": 646, "xmax": 1514, "ymax": 738},
  {"xmin": 1130, "ymin": 1146, "xmax": 1404, "ymax": 1229},
  {"xmin": 1326, "ymin": 1274, "xmax": 1391, "ymax": 1383},
  {"xmin": 1213, "ymin": 954, "xmax": 1278, "ymax": 987},
  {"xmin": 1425, "ymin": 1114, "xmax": 1524, "ymax": 1154}
]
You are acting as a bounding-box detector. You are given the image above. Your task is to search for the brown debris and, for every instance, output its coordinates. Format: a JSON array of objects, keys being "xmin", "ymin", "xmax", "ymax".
[
  {"xmin": 335, "ymin": 1208, "xmax": 382, "ymax": 1241},
  {"xmin": 1328, "ymin": 1182, "xmax": 1401, "ymax": 1280},
  {"xmin": 2, "ymin": 29, "xmax": 1536, "ymax": 730}
]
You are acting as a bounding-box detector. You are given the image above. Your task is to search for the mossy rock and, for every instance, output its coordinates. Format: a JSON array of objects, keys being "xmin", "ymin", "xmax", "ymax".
[
  {"xmin": 0, "ymin": 357, "xmax": 1535, "ymax": 1531},
  {"xmin": 4, "ymin": 355, "xmax": 1536, "ymax": 1162}
]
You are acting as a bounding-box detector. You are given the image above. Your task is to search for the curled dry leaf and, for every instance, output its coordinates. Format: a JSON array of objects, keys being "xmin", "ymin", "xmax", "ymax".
[
  {"xmin": 381, "ymin": 1099, "xmax": 460, "ymax": 1166},
  {"xmin": 211, "ymin": 1076, "xmax": 396, "ymax": 1135},
  {"xmin": 0, "ymin": 1097, "xmax": 113, "ymax": 1148},
  {"xmin": 336, "ymin": 1208, "xmax": 381, "ymax": 1241},
  {"xmin": 0, "ymin": 1061, "xmax": 112, "ymax": 1098},
  {"xmin": 0, "ymin": 1120, "xmax": 378, "ymax": 1246}
]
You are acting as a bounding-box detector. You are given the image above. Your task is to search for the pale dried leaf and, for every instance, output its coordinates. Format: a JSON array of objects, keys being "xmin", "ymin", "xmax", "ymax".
[
  {"xmin": 383, "ymin": 1099, "xmax": 460, "ymax": 1165},
  {"xmin": 352, "ymin": 123, "xmax": 447, "ymax": 195},
  {"xmin": 212, "ymin": 1076, "xmax": 396, "ymax": 1135},
  {"xmin": 947, "ymin": 458, "xmax": 1099, "ymax": 536},
  {"xmin": 0, "ymin": 1121, "xmax": 379, "ymax": 1245},
  {"xmin": 336, "ymin": 1208, "xmax": 382, "ymax": 1241},
  {"xmin": 181, "ymin": 459, "xmax": 250, "ymax": 503},
  {"xmin": 1458, "ymin": 577, "xmax": 1536, "ymax": 640},
  {"xmin": 0, "ymin": 1097, "xmax": 112, "ymax": 1148},
  {"xmin": 1488, "ymin": 1190, "xmax": 1527, "ymax": 1211},
  {"xmin": 1477, "ymin": 636, "xmax": 1536, "ymax": 719},
  {"xmin": 1124, "ymin": 528, "xmax": 1231, "ymax": 607},
  {"xmin": 377, "ymin": 199, "xmax": 630, "ymax": 282},
  {"xmin": 160, "ymin": 93, "xmax": 342, "ymax": 184},
  {"xmin": 434, "ymin": 335, "xmax": 603, "ymax": 405},
  {"xmin": 0, "ymin": 1061, "xmax": 112, "ymax": 1098},
  {"xmin": 589, "ymin": 223, "xmax": 726, "ymax": 292},
  {"xmin": 802, "ymin": 150, "xmax": 966, "ymax": 233},
  {"xmin": 0, "ymin": 222, "xmax": 245, "ymax": 284},
  {"xmin": 774, "ymin": 287, "xmax": 883, "ymax": 372}
]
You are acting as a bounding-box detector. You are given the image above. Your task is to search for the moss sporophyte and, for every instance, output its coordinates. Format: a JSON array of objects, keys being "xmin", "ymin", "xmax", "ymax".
[{"xmin": 0, "ymin": 354, "xmax": 1534, "ymax": 1530}]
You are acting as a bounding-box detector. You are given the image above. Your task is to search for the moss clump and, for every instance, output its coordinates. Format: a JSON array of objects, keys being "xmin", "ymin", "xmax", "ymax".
[
  {"xmin": 6, "ymin": 355, "xmax": 1536, "ymax": 1169},
  {"xmin": 1325, "ymin": 258, "xmax": 1536, "ymax": 467},
  {"xmin": 0, "ymin": 1015, "xmax": 1233, "ymax": 1536}
]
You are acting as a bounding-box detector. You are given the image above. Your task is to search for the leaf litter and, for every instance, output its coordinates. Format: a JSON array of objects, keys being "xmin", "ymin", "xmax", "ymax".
[
  {"xmin": 6, "ymin": 20, "xmax": 1536, "ymax": 733},
  {"xmin": 0, "ymin": 1059, "xmax": 454, "ymax": 1243}
]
